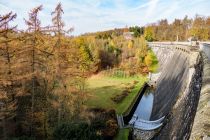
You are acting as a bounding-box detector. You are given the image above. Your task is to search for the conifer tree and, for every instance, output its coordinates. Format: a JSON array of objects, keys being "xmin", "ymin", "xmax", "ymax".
[
  {"xmin": 51, "ymin": 3, "xmax": 87, "ymax": 124},
  {"xmin": 21, "ymin": 5, "xmax": 53, "ymax": 137},
  {"xmin": 0, "ymin": 12, "xmax": 17, "ymax": 139}
]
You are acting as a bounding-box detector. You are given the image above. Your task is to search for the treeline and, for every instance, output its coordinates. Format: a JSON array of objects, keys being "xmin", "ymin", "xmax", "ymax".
[
  {"xmin": 89, "ymin": 15, "xmax": 210, "ymax": 41},
  {"xmin": 144, "ymin": 15, "xmax": 210, "ymax": 41},
  {"xmin": 84, "ymin": 26, "xmax": 144, "ymax": 39}
]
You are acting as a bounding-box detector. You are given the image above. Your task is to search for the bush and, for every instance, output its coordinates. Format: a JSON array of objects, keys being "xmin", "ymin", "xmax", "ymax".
[
  {"xmin": 88, "ymin": 108, "xmax": 118, "ymax": 139},
  {"xmin": 111, "ymin": 90, "xmax": 129, "ymax": 103},
  {"xmin": 104, "ymin": 119, "xmax": 118, "ymax": 136},
  {"xmin": 133, "ymin": 80, "xmax": 139, "ymax": 85},
  {"xmin": 53, "ymin": 122, "xmax": 102, "ymax": 140}
]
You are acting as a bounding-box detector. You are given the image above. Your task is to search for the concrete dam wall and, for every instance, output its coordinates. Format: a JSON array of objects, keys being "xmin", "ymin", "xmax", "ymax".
[
  {"xmin": 151, "ymin": 47, "xmax": 189, "ymax": 120},
  {"xmin": 148, "ymin": 42, "xmax": 203, "ymax": 139}
]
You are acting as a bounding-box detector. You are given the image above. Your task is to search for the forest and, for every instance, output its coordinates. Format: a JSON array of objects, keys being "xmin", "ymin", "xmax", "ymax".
[
  {"xmin": 0, "ymin": 2, "xmax": 210, "ymax": 140},
  {"xmin": 89, "ymin": 15, "xmax": 210, "ymax": 42}
]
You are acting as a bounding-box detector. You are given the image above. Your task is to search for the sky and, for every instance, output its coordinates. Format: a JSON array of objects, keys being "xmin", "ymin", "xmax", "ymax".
[{"xmin": 0, "ymin": 0, "xmax": 210, "ymax": 35}]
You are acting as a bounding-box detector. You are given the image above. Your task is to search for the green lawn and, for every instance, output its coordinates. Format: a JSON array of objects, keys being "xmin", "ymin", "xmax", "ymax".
[
  {"xmin": 85, "ymin": 74, "xmax": 147, "ymax": 114},
  {"xmin": 113, "ymin": 128, "xmax": 130, "ymax": 140},
  {"xmin": 149, "ymin": 62, "xmax": 159, "ymax": 72}
]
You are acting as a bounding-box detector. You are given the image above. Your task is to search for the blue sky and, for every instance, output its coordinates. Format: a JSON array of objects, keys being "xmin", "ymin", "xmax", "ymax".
[{"xmin": 0, "ymin": 0, "xmax": 210, "ymax": 35}]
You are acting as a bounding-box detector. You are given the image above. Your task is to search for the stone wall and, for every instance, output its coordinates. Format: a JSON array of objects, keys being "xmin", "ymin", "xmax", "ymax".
[{"xmin": 190, "ymin": 52, "xmax": 210, "ymax": 140}]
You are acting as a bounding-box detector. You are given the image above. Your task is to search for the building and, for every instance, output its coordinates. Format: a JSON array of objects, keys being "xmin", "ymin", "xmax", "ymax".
[{"xmin": 123, "ymin": 32, "xmax": 134, "ymax": 40}]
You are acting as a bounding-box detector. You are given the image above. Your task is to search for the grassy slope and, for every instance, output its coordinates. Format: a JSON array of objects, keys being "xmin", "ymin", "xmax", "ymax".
[
  {"xmin": 113, "ymin": 128, "xmax": 130, "ymax": 140},
  {"xmin": 85, "ymin": 74, "xmax": 147, "ymax": 114},
  {"xmin": 148, "ymin": 49, "xmax": 159, "ymax": 73}
]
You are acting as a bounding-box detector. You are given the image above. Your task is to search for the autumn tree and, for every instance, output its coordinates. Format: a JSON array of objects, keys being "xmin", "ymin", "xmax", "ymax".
[
  {"xmin": 156, "ymin": 19, "xmax": 169, "ymax": 41},
  {"xmin": 136, "ymin": 36, "xmax": 148, "ymax": 60},
  {"xmin": 172, "ymin": 19, "xmax": 182, "ymax": 41},
  {"xmin": 51, "ymin": 3, "xmax": 88, "ymax": 126},
  {"xmin": 182, "ymin": 16, "xmax": 192, "ymax": 40},
  {"xmin": 190, "ymin": 15, "xmax": 208, "ymax": 40},
  {"xmin": 0, "ymin": 11, "xmax": 18, "ymax": 139},
  {"xmin": 144, "ymin": 26, "xmax": 155, "ymax": 41},
  {"xmin": 14, "ymin": 5, "xmax": 55, "ymax": 138},
  {"xmin": 206, "ymin": 16, "xmax": 210, "ymax": 40}
]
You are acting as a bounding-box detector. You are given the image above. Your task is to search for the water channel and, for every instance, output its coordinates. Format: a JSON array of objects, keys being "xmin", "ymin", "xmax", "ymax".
[{"xmin": 133, "ymin": 87, "xmax": 154, "ymax": 120}]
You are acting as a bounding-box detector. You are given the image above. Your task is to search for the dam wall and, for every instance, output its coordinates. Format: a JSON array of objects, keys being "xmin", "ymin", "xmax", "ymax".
[
  {"xmin": 149, "ymin": 42, "xmax": 191, "ymax": 120},
  {"xmin": 148, "ymin": 42, "xmax": 203, "ymax": 139},
  {"xmin": 149, "ymin": 42, "xmax": 190, "ymax": 71}
]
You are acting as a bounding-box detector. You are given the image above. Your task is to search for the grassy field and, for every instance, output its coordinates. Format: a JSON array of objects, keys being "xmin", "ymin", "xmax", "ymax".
[{"xmin": 85, "ymin": 73, "xmax": 147, "ymax": 114}]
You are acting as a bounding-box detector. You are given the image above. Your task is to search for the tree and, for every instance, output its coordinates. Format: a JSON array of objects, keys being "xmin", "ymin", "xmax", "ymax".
[
  {"xmin": 144, "ymin": 26, "xmax": 155, "ymax": 41},
  {"xmin": 205, "ymin": 16, "xmax": 210, "ymax": 40},
  {"xmin": 19, "ymin": 5, "xmax": 55, "ymax": 137},
  {"xmin": 190, "ymin": 15, "xmax": 208, "ymax": 40},
  {"xmin": 24, "ymin": 5, "xmax": 43, "ymax": 136},
  {"xmin": 128, "ymin": 40, "xmax": 134, "ymax": 49},
  {"xmin": 144, "ymin": 53, "xmax": 153, "ymax": 67},
  {"xmin": 51, "ymin": 2, "xmax": 70, "ymax": 125},
  {"xmin": 157, "ymin": 19, "xmax": 169, "ymax": 41},
  {"xmin": 51, "ymin": 3, "xmax": 87, "ymax": 126},
  {"xmin": 182, "ymin": 16, "xmax": 192, "ymax": 40},
  {"xmin": 0, "ymin": 11, "xmax": 17, "ymax": 139},
  {"xmin": 173, "ymin": 19, "xmax": 181, "ymax": 41},
  {"xmin": 129, "ymin": 26, "xmax": 144, "ymax": 37}
]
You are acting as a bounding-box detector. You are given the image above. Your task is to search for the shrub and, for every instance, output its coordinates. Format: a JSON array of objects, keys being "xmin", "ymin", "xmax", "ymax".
[
  {"xmin": 102, "ymin": 119, "xmax": 118, "ymax": 139},
  {"xmin": 88, "ymin": 108, "xmax": 118, "ymax": 139},
  {"xmin": 53, "ymin": 122, "xmax": 102, "ymax": 140},
  {"xmin": 133, "ymin": 80, "xmax": 139, "ymax": 85},
  {"xmin": 111, "ymin": 91, "xmax": 129, "ymax": 103}
]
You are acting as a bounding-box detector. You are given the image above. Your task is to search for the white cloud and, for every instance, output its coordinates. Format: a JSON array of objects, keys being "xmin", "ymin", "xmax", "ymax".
[{"xmin": 145, "ymin": 0, "xmax": 159, "ymax": 18}]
